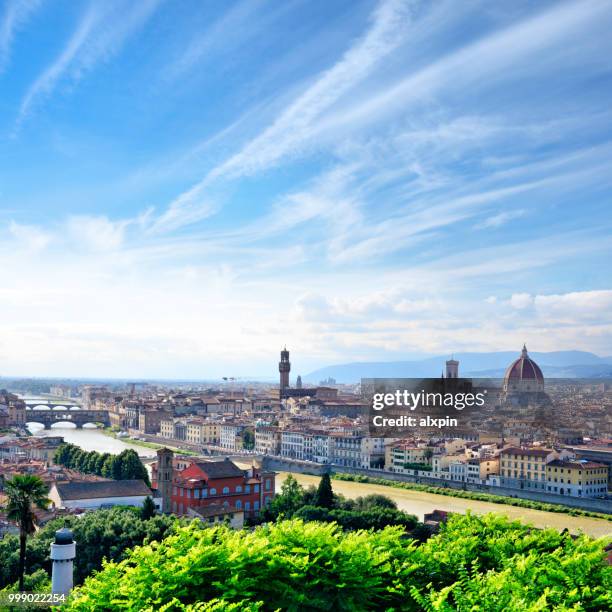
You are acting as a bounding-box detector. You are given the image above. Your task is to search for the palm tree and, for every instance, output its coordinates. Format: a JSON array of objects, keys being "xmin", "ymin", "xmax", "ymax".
[{"xmin": 4, "ymin": 475, "xmax": 51, "ymax": 591}]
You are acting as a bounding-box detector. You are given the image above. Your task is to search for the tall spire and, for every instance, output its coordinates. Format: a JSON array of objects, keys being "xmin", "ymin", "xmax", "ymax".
[{"xmin": 522, "ymin": 344, "xmax": 528, "ymax": 357}]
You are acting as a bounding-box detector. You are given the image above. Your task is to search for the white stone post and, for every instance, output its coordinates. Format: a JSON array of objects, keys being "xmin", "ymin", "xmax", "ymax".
[{"xmin": 50, "ymin": 527, "xmax": 76, "ymax": 595}]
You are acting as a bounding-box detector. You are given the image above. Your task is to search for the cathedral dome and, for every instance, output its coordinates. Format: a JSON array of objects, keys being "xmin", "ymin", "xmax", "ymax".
[
  {"xmin": 504, "ymin": 344, "xmax": 543, "ymax": 383},
  {"xmin": 502, "ymin": 344, "xmax": 545, "ymax": 398}
]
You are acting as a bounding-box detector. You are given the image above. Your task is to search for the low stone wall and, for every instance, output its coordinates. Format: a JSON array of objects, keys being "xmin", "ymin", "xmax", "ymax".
[
  {"xmin": 328, "ymin": 465, "xmax": 612, "ymax": 514},
  {"xmin": 490, "ymin": 486, "xmax": 612, "ymax": 514},
  {"xmin": 262, "ymin": 456, "xmax": 330, "ymax": 476},
  {"xmin": 138, "ymin": 433, "xmax": 202, "ymax": 452}
]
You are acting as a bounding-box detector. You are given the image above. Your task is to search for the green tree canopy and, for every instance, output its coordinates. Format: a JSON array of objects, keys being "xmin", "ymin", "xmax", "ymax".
[
  {"xmin": 62, "ymin": 514, "xmax": 612, "ymax": 611},
  {"xmin": 0, "ymin": 506, "xmax": 177, "ymax": 590},
  {"xmin": 266, "ymin": 475, "xmax": 305, "ymax": 518},
  {"xmin": 54, "ymin": 444, "xmax": 150, "ymax": 486},
  {"xmin": 351, "ymin": 494, "xmax": 398, "ymax": 511}
]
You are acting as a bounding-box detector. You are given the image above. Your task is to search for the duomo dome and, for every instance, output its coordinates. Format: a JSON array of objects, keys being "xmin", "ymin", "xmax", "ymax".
[{"xmin": 503, "ymin": 344, "xmax": 544, "ymax": 395}]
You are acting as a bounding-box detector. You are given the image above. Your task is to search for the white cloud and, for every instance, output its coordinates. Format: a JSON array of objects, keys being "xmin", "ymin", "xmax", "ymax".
[
  {"xmin": 534, "ymin": 290, "xmax": 612, "ymax": 319},
  {"xmin": 17, "ymin": 8, "xmax": 102, "ymax": 125},
  {"xmin": 2, "ymin": 2, "xmax": 612, "ymax": 375},
  {"xmin": 8, "ymin": 220, "xmax": 52, "ymax": 251},
  {"xmin": 328, "ymin": 0, "xmax": 612, "ymax": 130},
  {"xmin": 212, "ymin": 0, "xmax": 413, "ymax": 178},
  {"xmin": 500, "ymin": 289, "xmax": 612, "ymax": 319},
  {"xmin": 0, "ymin": 0, "xmax": 40, "ymax": 72},
  {"xmin": 510, "ymin": 293, "xmax": 534, "ymax": 309},
  {"xmin": 326, "ymin": 179, "xmax": 546, "ymax": 264},
  {"xmin": 147, "ymin": 194, "xmax": 219, "ymax": 235},
  {"xmin": 1, "ymin": 228, "xmax": 610, "ymax": 377},
  {"xmin": 475, "ymin": 208, "xmax": 526, "ymax": 229},
  {"xmin": 165, "ymin": 0, "xmax": 270, "ymax": 80},
  {"xmin": 16, "ymin": 0, "xmax": 161, "ymax": 127},
  {"xmin": 155, "ymin": 0, "xmax": 415, "ymax": 233},
  {"xmin": 151, "ymin": 0, "xmax": 612, "ymax": 240},
  {"xmin": 295, "ymin": 289, "xmax": 436, "ymax": 323},
  {"xmin": 65, "ymin": 215, "xmax": 129, "ymax": 251}
]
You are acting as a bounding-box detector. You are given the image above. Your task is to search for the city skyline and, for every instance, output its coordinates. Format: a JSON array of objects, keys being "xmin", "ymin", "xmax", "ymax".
[{"xmin": 1, "ymin": 0, "xmax": 612, "ymax": 378}]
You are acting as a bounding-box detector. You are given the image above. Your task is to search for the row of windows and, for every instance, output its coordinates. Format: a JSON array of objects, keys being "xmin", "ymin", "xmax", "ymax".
[
  {"xmin": 334, "ymin": 458, "xmax": 360, "ymax": 467},
  {"xmin": 550, "ymin": 478, "xmax": 607, "ymax": 485},
  {"xmin": 503, "ymin": 455, "xmax": 545, "ymax": 462},
  {"xmin": 170, "ymin": 499, "xmax": 262, "ymax": 514},
  {"xmin": 550, "ymin": 467, "xmax": 606, "ymax": 475},
  {"xmin": 501, "ymin": 461, "xmax": 546, "ymax": 471},
  {"xmin": 501, "ymin": 470, "xmax": 545, "ymax": 479},
  {"xmin": 501, "ymin": 470, "xmax": 606, "ymax": 485},
  {"xmin": 282, "ymin": 437, "xmax": 361, "ymax": 447},
  {"xmin": 501, "ymin": 459, "xmax": 607, "ymax": 477},
  {"xmin": 173, "ymin": 484, "xmax": 260, "ymax": 497},
  {"xmin": 234, "ymin": 500, "xmax": 259, "ymax": 511}
]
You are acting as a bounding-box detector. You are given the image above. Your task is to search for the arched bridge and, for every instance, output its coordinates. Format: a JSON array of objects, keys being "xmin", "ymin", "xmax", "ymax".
[
  {"xmin": 24, "ymin": 398, "xmax": 82, "ymax": 411},
  {"xmin": 26, "ymin": 409, "xmax": 110, "ymax": 429}
]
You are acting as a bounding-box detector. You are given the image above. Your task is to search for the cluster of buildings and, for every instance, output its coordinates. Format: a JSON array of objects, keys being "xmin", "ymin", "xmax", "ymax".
[
  {"xmin": 151, "ymin": 448, "xmax": 275, "ymax": 527},
  {"xmin": 137, "ymin": 346, "xmax": 611, "ymax": 500},
  {"xmin": 384, "ymin": 438, "xmax": 609, "ymax": 498},
  {"xmin": 0, "ymin": 434, "xmax": 65, "ymax": 463},
  {"xmin": 0, "ymin": 434, "xmax": 273, "ymax": 533},
  {"xmin": 380, "ymin": 348, "xmax": 610, "ymax": 499},
  {"xmin": 0, "ymin": 390, "xmax": 26, "ymax": 428},
  {"xmin": 0, "ymin": 346, "xmax": 609, "ymax": 524}
]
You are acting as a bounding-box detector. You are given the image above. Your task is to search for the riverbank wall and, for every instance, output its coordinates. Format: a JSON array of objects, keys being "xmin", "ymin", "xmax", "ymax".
[
  {"xmin": 262, "ymin": 456, "xmax": 612, "ymax": 514},
  {"xmin": 331, "ymin": 466, "xmax": 612, "ymax": 514}
]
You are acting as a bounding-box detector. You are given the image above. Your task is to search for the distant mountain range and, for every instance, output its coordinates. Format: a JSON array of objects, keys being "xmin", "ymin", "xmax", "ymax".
[{"xmin": 304, "ymin": 351, "xmax": 612, "ymax": 384}]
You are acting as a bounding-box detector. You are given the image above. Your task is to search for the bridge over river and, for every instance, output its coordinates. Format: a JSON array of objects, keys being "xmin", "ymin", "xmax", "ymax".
[
  {"xmin": 24, "ymin": 398, "xmax": 111, "ymax": 429},
  {"xmin": 25, "ymin": 407, "xmax": 111, "ymax": 429},
  {"xmin": 23, "ymin": 397, "xmax": 84, "ymax": 410}
]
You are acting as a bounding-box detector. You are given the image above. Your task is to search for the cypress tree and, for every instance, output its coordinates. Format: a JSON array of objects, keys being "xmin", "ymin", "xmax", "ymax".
[
  {"xmin": 140, "ymin": 496, "xmax": 156, "ymax": 520},
  {"xmin": 314, "ymin": 473, "xmax": 334, "ymax": 509}
]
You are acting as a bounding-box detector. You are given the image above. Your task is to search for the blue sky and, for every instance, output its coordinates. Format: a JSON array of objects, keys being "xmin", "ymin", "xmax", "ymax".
[{"xmin": 1, "ymin": 0, "xmax": 611, "ymax": 379}]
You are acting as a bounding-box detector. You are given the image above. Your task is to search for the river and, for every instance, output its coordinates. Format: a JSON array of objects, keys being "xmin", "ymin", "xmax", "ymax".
[
  {"xmin": 27, "ymin": 423, "xmax": 158, "ymax": 458},
  {"xmin": 277, "ymin": 472, "xmax": 612, "ymax": 538},
  {"xmin": 25, "ymin": 424, "xmax": 610, "ymax": 538}
]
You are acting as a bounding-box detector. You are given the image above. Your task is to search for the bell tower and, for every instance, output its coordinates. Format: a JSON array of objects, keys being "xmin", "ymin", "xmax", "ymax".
[
  {"xmin": 279, "ymin": 347, "xmax": 290, "ymax": 390},
  {"xmin": 445, "ymin": 357, "xmax": 459, "ymax": 379},
  {"xmin": 156, "ymin": 447, "xmax": 174, "ymax": 514}
]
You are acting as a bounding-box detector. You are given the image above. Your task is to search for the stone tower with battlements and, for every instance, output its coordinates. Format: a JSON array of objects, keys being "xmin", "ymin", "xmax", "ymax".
[{"xmin": 279, "ymin": 347, "xmax": 290, "ymax": 390}]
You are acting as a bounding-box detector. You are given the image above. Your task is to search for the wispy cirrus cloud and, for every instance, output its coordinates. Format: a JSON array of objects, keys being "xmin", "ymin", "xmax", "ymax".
[
  {"xmin": 327, "ymin": 0, "xmax": 612, "ymax": 130},
  {"xmin": 154, "ymin": 0, "xmax": 612, "ymax": 237},
  {"xmin": 2, "ymin": 0, "xmax": 612, "ymax": 375},
  {"xmin": 165, "ymin": 0, "xmax": 293, "ymax": 82},
  {"xmin": 0, "ymin": 0, "xmax": 41, "ymax": 72},
  {"xmin": 150, "ymin": 0, "xmax": 415, "ymax": 234},
  {"xmin": 475, "ymin": 209, "xmax": 527, "ymax": 230},
  {"xmin": 15, "ymin": 0, "xmax": 162, "ymax": 129}
]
